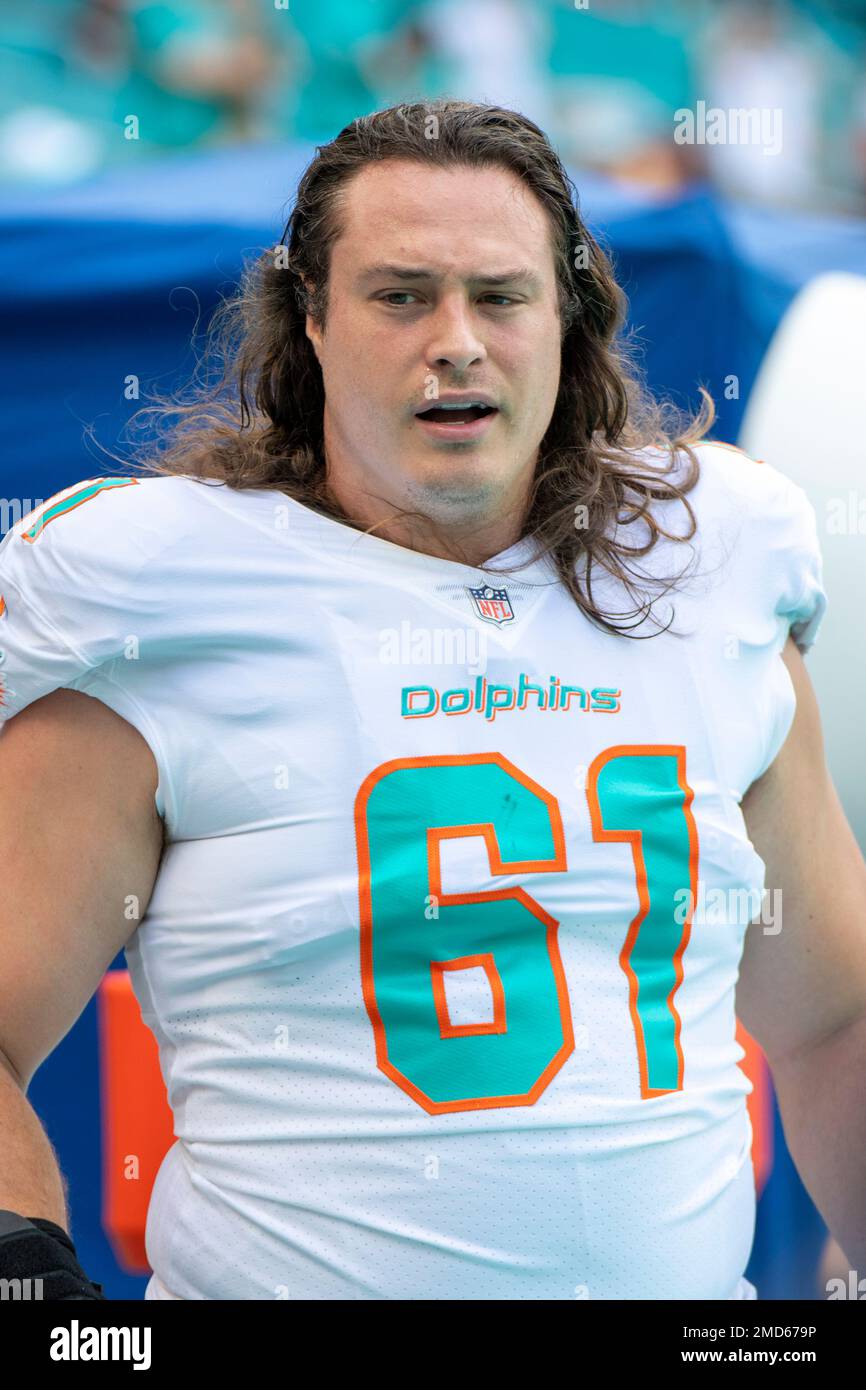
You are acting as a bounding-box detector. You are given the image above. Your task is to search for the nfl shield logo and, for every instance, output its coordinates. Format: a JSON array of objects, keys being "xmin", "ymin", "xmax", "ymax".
[{"xmin": 468, "ymin": 584, "xmax": 514, "ymax": 625}]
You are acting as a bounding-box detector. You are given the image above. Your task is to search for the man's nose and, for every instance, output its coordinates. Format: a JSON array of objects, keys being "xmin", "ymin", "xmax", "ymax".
[{"xmin": 424, "ymin": 297, "xmax": 487, "ymax": 373}]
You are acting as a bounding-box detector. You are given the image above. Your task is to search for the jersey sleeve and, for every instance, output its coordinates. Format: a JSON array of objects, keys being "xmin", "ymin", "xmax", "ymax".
[
  {"xmin": 769, "ymin": 474, "xmax": 827, "ymax": 657},
  {"xmin": 0, "ymin": 476, "xmax": 188, "ymax": 825},
  {"xmin": 739, "ymin": 456, "xmax": 828, "ymax": 780},
  {"xmin": 678, "ymin": 442, "xmax": 829, "ymax": 790}
]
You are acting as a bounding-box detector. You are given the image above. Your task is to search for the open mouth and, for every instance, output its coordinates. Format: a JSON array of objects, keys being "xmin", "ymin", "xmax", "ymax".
[
  {"xmin": 415, "ymin": 404, "xmax": 498, "ymax": 424},
  {"xmin": 414, "ymin": 405, "xmax": 500, "ymax": 436}
]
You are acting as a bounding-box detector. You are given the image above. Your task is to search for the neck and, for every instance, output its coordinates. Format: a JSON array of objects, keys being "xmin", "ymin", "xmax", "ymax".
[
  {"xmin": 333, "ymin": 491, "xmax": 526, "ymax": 567},
  {"xmin": 319, "ymin": 470, "xmax": 532, "ymax": 568}
]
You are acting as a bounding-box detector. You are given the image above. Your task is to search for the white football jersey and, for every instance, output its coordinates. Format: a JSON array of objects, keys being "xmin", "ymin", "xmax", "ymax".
[{"xmin": 0, "ymin": 442, "xmax": 826, "ymax": 1300}]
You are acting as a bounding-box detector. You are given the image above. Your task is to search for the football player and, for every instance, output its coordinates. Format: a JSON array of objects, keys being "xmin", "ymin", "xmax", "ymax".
[{"xmin": 1, "ymin": 100, "xmax": 864, "ymax": 1300}]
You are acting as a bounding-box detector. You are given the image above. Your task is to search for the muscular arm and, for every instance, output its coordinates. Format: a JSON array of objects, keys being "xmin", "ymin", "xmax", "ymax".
[
  {"xmin": 0, "ymin": 690, "xmax": 163, "ymax": 1228},
  {"xmin": 739, "ymin": 636, "xmax": 866, "ymax": 1267}
]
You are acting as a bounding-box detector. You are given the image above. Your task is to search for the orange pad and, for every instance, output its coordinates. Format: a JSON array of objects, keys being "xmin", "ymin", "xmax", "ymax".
[
  {"xmin": 97, "ymin": 970, "xmax": 175, "ymax": 1274},
  {"xmin": 736, "ymin": 1016, "xmax": 774, "ymax": 1195}
]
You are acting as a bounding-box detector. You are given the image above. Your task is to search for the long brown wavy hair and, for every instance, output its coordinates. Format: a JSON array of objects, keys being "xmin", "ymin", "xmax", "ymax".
[{"xmin": 123, "ymin": 99, "xmax": 717, "ymax": 639}]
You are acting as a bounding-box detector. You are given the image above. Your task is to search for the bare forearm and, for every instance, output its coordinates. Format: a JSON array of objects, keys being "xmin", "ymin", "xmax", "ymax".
[
  {"xmin": 769, "ymin": 1010, "xmax": 866, "ymax": 1270},
  {"xmin": 0, "ymin": 1054, "xmax": 68, "ymax": 1227}
]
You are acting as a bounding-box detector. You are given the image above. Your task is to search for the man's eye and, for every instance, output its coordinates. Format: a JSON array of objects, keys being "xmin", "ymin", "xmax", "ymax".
[{"xmin": 378, "ymin": 291, "xmax": 514, "ymax": 308}]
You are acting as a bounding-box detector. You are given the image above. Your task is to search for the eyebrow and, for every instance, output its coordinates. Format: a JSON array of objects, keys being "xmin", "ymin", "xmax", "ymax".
[{"xmin": 356, "ymin": 263, "xmax": 543, "ymax": 292}]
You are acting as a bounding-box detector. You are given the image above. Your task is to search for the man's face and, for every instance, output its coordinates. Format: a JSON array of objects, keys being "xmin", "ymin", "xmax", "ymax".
[{"xmin": 305, "ymin": 159, "xmax": 563, "ymax": 548}]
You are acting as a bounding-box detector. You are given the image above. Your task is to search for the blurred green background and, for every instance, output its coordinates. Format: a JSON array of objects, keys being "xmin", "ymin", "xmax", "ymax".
[{"xmin": 3, "ymin": 0, "xmax": 866, "ymax": 212}]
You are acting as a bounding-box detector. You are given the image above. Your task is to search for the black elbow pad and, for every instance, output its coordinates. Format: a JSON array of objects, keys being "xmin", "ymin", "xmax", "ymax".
[{"xmin": 0, "ymin": 1210, "xmax": 106, "ymax": 1299}]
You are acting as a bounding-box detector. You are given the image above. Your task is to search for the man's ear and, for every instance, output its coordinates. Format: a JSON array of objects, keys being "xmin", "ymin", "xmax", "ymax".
[
  {"xmin": 302, "ymin": 280, "xmax": 323, "ymax": 364},
  {"xmin": 305, "ymin": 312, "xmax": 322, "ymax": 363}
]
